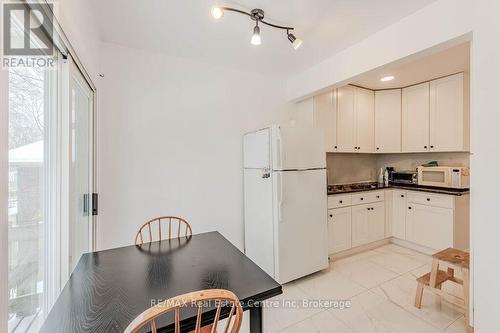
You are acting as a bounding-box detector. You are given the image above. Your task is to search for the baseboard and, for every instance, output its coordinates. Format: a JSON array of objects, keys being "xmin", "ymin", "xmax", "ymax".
[
  {"xmin": 329, "ymin": 238, "xmax": 390, "ymax": 261},
  {"xmin": 389, "ymin": 238, "xmax": 437, "ymax": 255},
  {"xmin": 328, "ymin": 237, "xmax": 439, "ymax": 262}
]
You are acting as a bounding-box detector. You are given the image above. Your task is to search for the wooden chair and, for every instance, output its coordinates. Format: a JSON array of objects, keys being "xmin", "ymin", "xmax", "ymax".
[
  {"xmin": 135, "ymin": 216, "xmax": 192, "ymax": 245},
  {"xmin": 124, "ymin": 289, "xmax": 243, "ymax": 333},
  {"xmin": 415, "ymin": 248, "xmax": 472, "ymax": 333}
]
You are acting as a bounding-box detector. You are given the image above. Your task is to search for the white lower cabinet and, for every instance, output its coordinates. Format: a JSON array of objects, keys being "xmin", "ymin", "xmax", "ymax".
[
  {"xmin": 406, "ymin": 203, "xmax": 453, "ymax": 250},
  {"xmin": 327, "ymin": 189, "xmax": 468, "ymax": 255},
  {"xmin": 351, "ymin": 205, "xmax": 370, "ymax": 247},
  {"xmin": 328, "ymin": 191, "xmax": 385, "ymax": 254},
  {"xmin": 392, "ymin": 190, "xmax": 407, "ymax": 239},
  {"xmin": 328, "ymin": 207, "xmax": 352, "ymax": 253},
  {"xmin": 388, "ymin": 190, "xmax": 469, "ymax": 251},
  {"xmin": 352, "ymin": 202, "xmax": 385, "ymax": 247},
  {"xmin": 369, "ymin": 202, "xmax": 386, "ymax": 242}
]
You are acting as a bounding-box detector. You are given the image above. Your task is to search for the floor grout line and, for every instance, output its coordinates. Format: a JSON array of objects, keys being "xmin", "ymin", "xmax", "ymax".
[
  {"xmin": 273, "ymin": 246, "xmax": 465, "ymax": 333},
  {"xmin": 440, "ymin": 315, "xmax": 465, "ymax": 332}
]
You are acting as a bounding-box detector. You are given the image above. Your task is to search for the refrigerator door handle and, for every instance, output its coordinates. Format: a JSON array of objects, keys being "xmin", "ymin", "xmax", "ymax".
[{"xmin": 277, "ymin": 172, "xmax": 284, "ymax": 223}]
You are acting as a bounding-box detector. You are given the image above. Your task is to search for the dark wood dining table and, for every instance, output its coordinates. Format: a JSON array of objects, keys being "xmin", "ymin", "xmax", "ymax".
[{"xmin": 39, "ymin": 231, "xmax": 282, "ymax": 333}]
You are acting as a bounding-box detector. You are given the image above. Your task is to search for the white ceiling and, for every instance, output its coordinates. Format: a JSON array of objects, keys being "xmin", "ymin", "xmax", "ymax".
[
  {"xmin": 352, "ymin": 42, "xmax": 470, "ymax": 90},
  {"xmin": 90, "ymin": 0, "xmax": 437, "ymax": 77}
]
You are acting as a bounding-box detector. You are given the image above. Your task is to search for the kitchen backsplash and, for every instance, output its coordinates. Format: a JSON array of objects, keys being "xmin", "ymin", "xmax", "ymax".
[
  {"xmin": 327, "ymin": 152, "xmax": 470, "ymax": 185},
  {"xmin": 327, "ymin": 153, "xmax": 378, "ymax": 184}
]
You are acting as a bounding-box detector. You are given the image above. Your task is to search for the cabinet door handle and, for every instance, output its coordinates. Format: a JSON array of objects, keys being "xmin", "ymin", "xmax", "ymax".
[
  {"xmin": 360, "ymin": 197, "xmax": 364, "ymax": 200},
  {"xmin": 376, "ymin": 195, "xmax": 380, "ymax": 198},
  {"xmin": 408, "ymin": 207, "xmax": 412, "ymax": 210},
  {"xmin": 329, "ymin": 214, "xmax": 333, "ymax": 218},
  {"xmin": 334, "ymin": 145, "xmax": 338, "ymax": 149},
  {"xmin": 426, "ymin": 198, "xmax": 430, "ymax": 201},
  {"xmin": 424, "ymin": 145, "xmax": 428, "ymax": 149},
  {"xmin": 430, "ymin": 145, "xmax": 434, "ymax": 149},
  {"xmin": 376, "ymin": 147, "xmax": 380, "ymax": 150},
  {"xmin": 339, "ymin": 200, "xmax": 343, "ymax": 203},
  {"xmin": 401, "ymin": 195, "xmax": 404, "ymax": 198}
]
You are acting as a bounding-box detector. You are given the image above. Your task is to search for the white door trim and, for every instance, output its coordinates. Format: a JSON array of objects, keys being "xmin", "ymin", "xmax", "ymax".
[{"xmin": 0, "ymin": 58, "xmax": 9, "ymax": 333}]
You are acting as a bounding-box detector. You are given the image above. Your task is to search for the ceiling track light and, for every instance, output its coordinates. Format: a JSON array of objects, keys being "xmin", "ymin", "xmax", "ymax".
[{"xmin": 211, "ymin": 6, "xmax": 302, "ymax": 49}]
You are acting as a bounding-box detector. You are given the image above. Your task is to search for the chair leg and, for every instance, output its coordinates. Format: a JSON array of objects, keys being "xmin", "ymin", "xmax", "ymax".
[
  {"xmin": 463, "ymin": 268, "xmax": 472, "ymax": 331},
  {"xmin": 415, "ymin": 282, "xmax": 424, "ymax": 309},
  {"xmin": 429, "ymin": 259, "xmax": 439, "ymax": 288}
]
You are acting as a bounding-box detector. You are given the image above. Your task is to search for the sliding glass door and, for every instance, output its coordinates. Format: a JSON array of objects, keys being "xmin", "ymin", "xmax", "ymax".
[
  {"xmin": 68, "ymin": 59, "xmax": 94, "ymax": 273},
  {"xmin": 7, "ymin": 61, "xmax": 53, "ymax": 333},
  {"xmin": 6, "ymin": 55, "xmax": 95, "ymax": 332}
]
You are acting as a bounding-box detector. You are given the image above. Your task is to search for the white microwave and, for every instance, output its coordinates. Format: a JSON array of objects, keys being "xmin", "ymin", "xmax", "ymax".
[{"xmin": 417, "ymin": 166, "xmax": 470, "ymax": 189}]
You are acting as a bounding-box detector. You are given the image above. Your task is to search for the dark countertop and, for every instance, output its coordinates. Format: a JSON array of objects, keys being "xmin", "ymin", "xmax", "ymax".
[{"xmin": 328, "ymin": 182, "xmax": 470, "ymax": 196}]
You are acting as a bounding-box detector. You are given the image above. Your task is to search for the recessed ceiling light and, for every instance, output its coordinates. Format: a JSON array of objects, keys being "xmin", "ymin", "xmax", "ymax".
[{"xmin": 380, "ymin": 75, "xmax": 395, "ymax": 82}]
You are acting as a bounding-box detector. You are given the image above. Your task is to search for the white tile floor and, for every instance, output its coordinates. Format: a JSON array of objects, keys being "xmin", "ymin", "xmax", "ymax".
[{"xmin": 262, "ymin": 244, "xmax": 466, "ymax": 333}]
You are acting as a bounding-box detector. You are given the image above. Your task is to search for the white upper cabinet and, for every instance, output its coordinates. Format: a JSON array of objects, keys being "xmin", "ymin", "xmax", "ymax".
[
  {"xmin": 337, "ymin": 86, "xmax": 356, "ymax": 152},
  {"xmin": 355, "ymin": 88, "xmax": 375, "ymax": 153},
  {"xmin": 430, "ymin": 73, "xmax": 469, "ymax": 152},
  {"xmin": 313, "ymin": 90, "xmax": 337, "ymax": 152},
  {"xmin": 402, "ymin": 82, "xmax": 430, "ymax": 152},
  {"xmin": 337, "ymin": 86, "xmax": 374, "ymax": 153},
  {"xmin": 375, "ymin": 89, "xmax": 402, "ymax": 153},
  {"xmin": 295, "ymin": 73, "xmax": 468, "ymax": 155}
]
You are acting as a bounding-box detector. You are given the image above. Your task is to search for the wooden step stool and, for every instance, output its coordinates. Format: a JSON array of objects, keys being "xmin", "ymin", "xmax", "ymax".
[{"xmin": 415, "ymin": 248, "xmax": 472, "ymax": 333}]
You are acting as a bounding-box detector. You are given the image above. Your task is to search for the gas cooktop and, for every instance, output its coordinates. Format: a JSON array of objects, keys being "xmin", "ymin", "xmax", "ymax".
[{"xmin": 327, "ymin": 182, "xmax": 386, "ymax": 195}]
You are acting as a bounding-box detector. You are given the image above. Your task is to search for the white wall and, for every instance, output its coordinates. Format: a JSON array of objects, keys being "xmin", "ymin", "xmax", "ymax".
[
  {"xmin": 469, "ymin": 0, "xmax": 500, "ymax": 330},
  {"xmin": 54, "ymin": 0, "xmax": 101, "ymax": 83},
  {"xmin": 96, "ymin": 42, "xmax": 290, "ymax": 251},
  {"xmin": 287, "ymin": 0, "xmax": 500, "ymax": 329}
]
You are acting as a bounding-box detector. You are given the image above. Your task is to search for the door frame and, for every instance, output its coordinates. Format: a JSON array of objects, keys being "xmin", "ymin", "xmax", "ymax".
[
  {"xmin": 0, "ymin": 59, "xmax": 9, "ymax": 333},
  {"xmin": 60, "ymin": 55, "xmax": 95, "ymax": 283}
]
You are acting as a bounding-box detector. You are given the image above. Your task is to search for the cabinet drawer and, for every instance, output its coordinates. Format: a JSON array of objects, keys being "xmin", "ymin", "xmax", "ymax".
[
  {"xmin": 328, "ymin": 195, "xmax": 352, "ymax": 209},
  {"xmin": 352, "ymin": 191, "xmax": 384, "ymax": 205},
  {"xmin": 407, "ymin": 191, "xmax": 453, "ymax": 209}
]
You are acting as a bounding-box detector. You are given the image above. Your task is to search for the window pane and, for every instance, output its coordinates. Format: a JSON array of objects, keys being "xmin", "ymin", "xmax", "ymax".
[{"xmin": 8, "ymin": 66, "xmax": 46, "ymax": 332}]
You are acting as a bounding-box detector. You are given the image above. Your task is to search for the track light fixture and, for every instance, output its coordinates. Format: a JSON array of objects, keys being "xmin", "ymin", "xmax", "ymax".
[
  {"xmin": 251, "ymin": 21, "xmax": 261, "ymax": 45},
  {"xmin": 287, "ymin": 31, "xmax": 302, "ymax": 50},
  {"xmin": 211, "ymin": 6, "xmax": 302, "ymax": 49}
]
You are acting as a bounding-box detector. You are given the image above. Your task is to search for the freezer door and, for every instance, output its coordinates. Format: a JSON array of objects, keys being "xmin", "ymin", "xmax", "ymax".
[
  {"xmin": 244, "ymin": 169, "xmax": 275, "ymax": 277},
  {"xmin": 271, "ymin": 125, "xmax": 326, "ymax": 171},
  {"xmin": 243, "ymin": 128, "xmax": 270, "ymax": 169},
  {"xmin": 273, "ymin": 169, "xmax": 328, "ymax": 283}
]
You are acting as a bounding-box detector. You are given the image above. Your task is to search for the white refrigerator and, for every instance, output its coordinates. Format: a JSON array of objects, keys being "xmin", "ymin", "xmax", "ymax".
[{"xmin": 243, "ymin": 125, "xmax": 328, "ymax": 284}]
